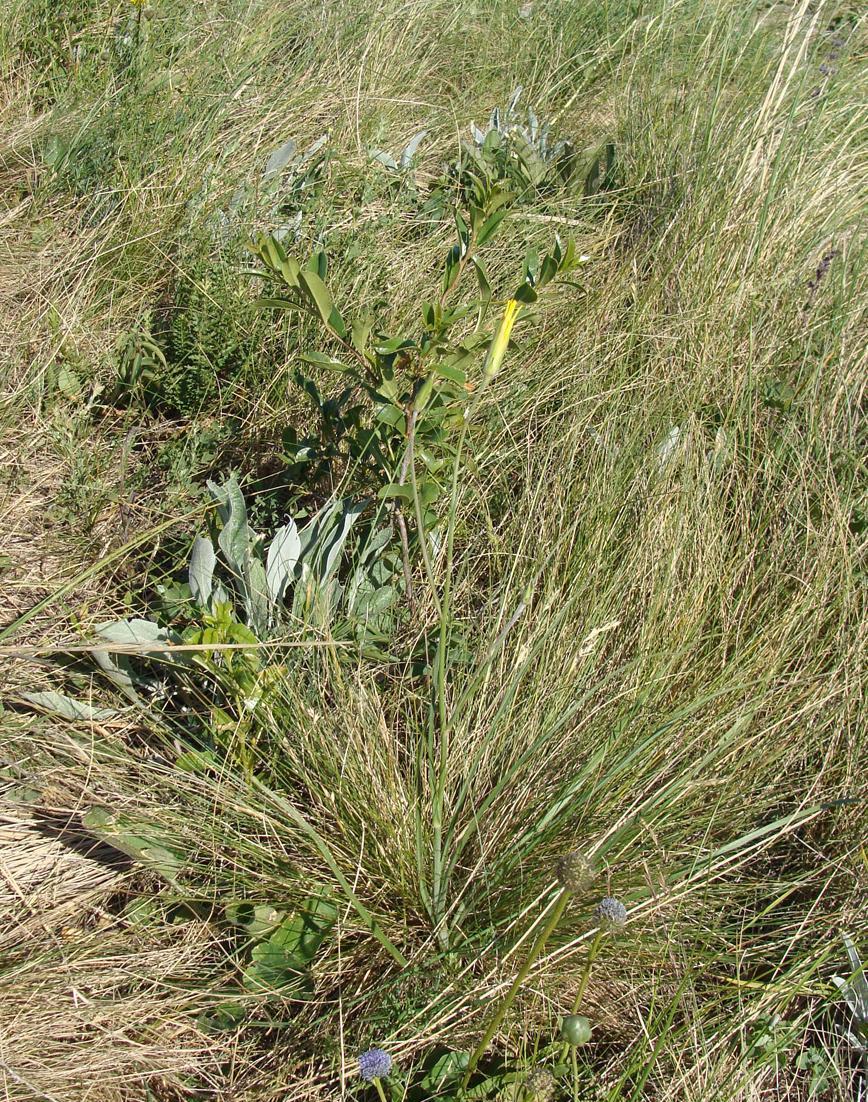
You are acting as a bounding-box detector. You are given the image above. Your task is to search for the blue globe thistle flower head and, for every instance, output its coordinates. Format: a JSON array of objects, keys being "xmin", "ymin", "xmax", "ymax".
[
  {"xmin": 358, "ymin": 1048, "xmax": 392, "ymax": 1081},
  {"xmin": 596, "ymin": 896, "xmax": 628, "ymax": 928}
]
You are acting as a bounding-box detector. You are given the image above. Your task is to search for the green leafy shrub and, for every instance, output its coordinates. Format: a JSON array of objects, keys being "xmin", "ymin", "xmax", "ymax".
[{"xmin": 249, "ymin": 178, "xmax": 586, "ymax": 540}]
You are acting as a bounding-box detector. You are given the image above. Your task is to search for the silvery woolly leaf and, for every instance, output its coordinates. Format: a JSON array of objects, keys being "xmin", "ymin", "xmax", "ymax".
[
  {"xmin": 506, "ymin": 85, "xmax": 523, "ymax": 118},
  {"xmin": 266, "ymin": 519, "xmax": 301, "ymax": 605},
  {"xmin": 189, "ymin": 536, "xmax": 216, "ymax": 607},
  {"xmin": 300, "ymin": 134, "xmax": 328, "ymax": 163},
  {"xmin": 657, "ymin": 424, "xmax": 685, "ymax": 469},
  {"xmin": 92, "ymin": 649, "xmax": 138, "ymax": 702},
  {"xmin": 400, "ymin": 129, "xmax": 428, "ymax": 168},
  {"xmin": 263, "ymin": 137, "xmax": 297, "ymax": 180},
  {"xmin": 708, "ymin": 426, "xmax": 731, "ymax": 472},
  {"xmin": 272, "ymin": 211, "xmax": 303, "ymax": 243},
  {"xmin": 470, "ymin": 122, "xmax": 487, "ymax": 146},
  {"xmin": 97, "ymin": 618, "xmax": 172, "ymax": 650},
  {"xmin": 346, "ymin": 525, "xmax": 393, "ymax": 612},
  {"xmin": 317, "ymin": 499, "xmax": 367, "ymax": 584},
  {"xmin": 244, "ymin": 557, "xmax": 270, "ymax": 638},
  {"xmin": 20, "ymin": 691, "xmax": 118, "ymax": 723},
  {"xmin": 833, "ymin": 934, "xmax": 868, "ymax": 1021},
  {"xmin": 369, "ymin": 148, "xmax": 399, "ymax": 171},
  {"xmin": 228, "ymin": 184, "xmax": 248, "ymax": 212},
  {"xmin": 92, "ymin": 618, "xmax": 172, "ymax": 702},
  {"xmin": 208, "ymin": 475, "xmax": 254, "ymax": 582},
  {"xmin": 527, "ymin": 105, "xmax": 539, "ymax": 144}
]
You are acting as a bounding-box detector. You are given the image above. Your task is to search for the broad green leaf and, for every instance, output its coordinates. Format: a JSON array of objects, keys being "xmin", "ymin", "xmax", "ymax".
[
  {"xmin": 522, "ymin": 246, "xmax": 540, "ymax": 284},
  {"xmin": 378, "ymin": 482, "xmax": 414, "ymax": 501},
  {"xmin": 537, "ymin": 253, "xmax": 558, "ymax": 288},
  {"xmin": 375, "ymin": 404, "xmax": 406, "ymax": 429},
  {"xmin": 477, "ymin": 209, "xmax": 506, "ymax": 245},
  {"xmin": 242, "ymin": 895, "xmax": 336, "ymax": 993},
  {"xmin": 351, "ymin": 315, "xmax": 373, "ymax": 355},
  {"xmin": 197, "ymin": 1002, "xmax": 246, "ymax": 1034},
  {"xmin": 301, "ymin": 350, "xmax": 352, "ymax": 372},
  {"xmin": 255, "ymin": 296, "xmax": 299, "ymax": 311},
  {"xmin": 434, "ymin": 362, "xmax": 468, "ymax": 385},
  {"xmin": 471, "ymin": 257, "xmax": 492, "ymax": 318},
  {"xmin": 374, "ymin": 335, "xmax": 415, "ymax": 356},
  {"xmin": 442, "ymin": 243, "xmax": 462, "ymax": 294},
  {"xmin": 305, "ymin": 250, "xmax": 328, "ymax": 280},
  {"xmin": 418, "ymin": 480, "xmax": 442, "ymax": 505},
  {"xmin": 83, "ymin": 806, "xmax": 184, "ymax": 882},
  {"xmin": 263, "ymin": 235, "xmax": 300, "ymax": 286},
  {"xmin": 224, "ymin": 901, "xmax": 286, "ymax": 938},
  {"xmin": 56, "ymin": 365, "xmax": 82, "ymax": 400},
  {"xmin": 419, "ymin": 1050, "xmax": 470, "ymax": 1091},
  {"xmin": 454, "ymin": 209, "xmax": 470, "ymax": 249},
  {"xmin": 298, "ymin": 270, "xmax": 345, "ymax": 337},
  {"xmin": 374, "ymin": 375, "xmax": 401, "ymax": 404}
]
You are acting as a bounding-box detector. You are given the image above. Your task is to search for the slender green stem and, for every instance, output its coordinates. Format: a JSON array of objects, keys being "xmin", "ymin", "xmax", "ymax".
[
  {"xmin": 373, "ymin": 1078, "xmax": 388, "ymax": 1102},
  {"xmin": 461, "ymin": 887, "xmax": 572, "ymax": 1090},
  {"xmin": 406, "ymin": 398, "xmax": 442, "ymax": 618},
  {"xmin": 429, "ymin": 411, "xmax": 470, "ymax": 938},
  {"xmin": 571, "ymin": 1046, "xmax": 579, "ymax": 1102},
  {"xmin": 430, "ymin": 300, "xmax": 520, "ymax": 943},
  {"xmin": 557, "ymin": 928, "xmax": 604, "ymax": 1064}
]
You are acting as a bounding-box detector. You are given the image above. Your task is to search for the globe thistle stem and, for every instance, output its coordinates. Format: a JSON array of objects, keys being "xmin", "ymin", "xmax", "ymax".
[
  {"xmin": 373, "ymin": 1079, "xmax": 388, "ymax": 1102},
  {"xmin": 571, "ymin": 1046, "xmax": 580, "ymax": 1102},
  {"xmin": 558, "ymin": 928, "xmax": 603, "ymax": 1064},
  {"xmin": 461, "ymin": 886, "xmax": 573, "ymax": 1089}
]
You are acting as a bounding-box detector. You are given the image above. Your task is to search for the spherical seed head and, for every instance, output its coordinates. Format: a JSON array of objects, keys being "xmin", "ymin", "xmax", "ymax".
[
  {"xmin": 595, "ymin": 896, "xmax": 628, "ymax": 928},
  {"xmin": 560, "ymin": 1013, "xmax": 592, "ymax": 1046},
  {"xmin": 556, "ymin": 850, "xmax": 594, "ymax": 893},
  {"xmin": 525, "ymin": 1065, "xmax": 556, "ymax": 1101},
  {"xmin": 358, "ymin": 1048, "xmax": 392, "ymax": 1081}
]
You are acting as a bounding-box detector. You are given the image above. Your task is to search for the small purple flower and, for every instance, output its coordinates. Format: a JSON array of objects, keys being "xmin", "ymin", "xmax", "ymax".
[
  {"xmin": 596, "ymin": 896, "xmax": 628, "ymax": 928},
  {"xmin": 359, "ymin": 1048, "xmax": 392, "ymax": 1081}
]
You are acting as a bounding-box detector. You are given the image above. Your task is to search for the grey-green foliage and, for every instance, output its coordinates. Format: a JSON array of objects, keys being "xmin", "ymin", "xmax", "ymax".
[
  {"xmin": 89, "ymin": 474, "xmax": 399, "ymax": 705},
  {"xmin": 832, "ymin": 933, "xmax": 868, "ymax": 1073},
  {"xmin": 469, "ymin": 85, "xmax": 577, "ymax": 186},
  {"xmin": 422, "ymin": 86, "xmax": 615, "ymax": 215},
  {"xmin": 368, "ymin": 129, "xmax": 429, "ymax": 173},
  {"xmin": 219, "ymin": 133, "xmax": 330, "ymax": 245},
  {"xmin": 200, "ymin": 474, "xmax": 392, "ymax": 635}
]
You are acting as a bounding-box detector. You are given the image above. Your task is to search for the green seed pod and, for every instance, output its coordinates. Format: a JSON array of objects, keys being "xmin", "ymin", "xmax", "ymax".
[
  {"xmin": 525, "ymin": 1065, "xmax": 556, "ymax": 1101},
  {"xmin": 555, "ymin": 850, "xmax": 594, "ymax": 893},
  {"xmin": 560, "ymin": 1013, "xmax": 592, "ymax": 1046}
]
